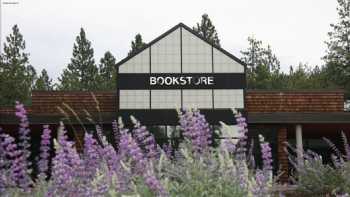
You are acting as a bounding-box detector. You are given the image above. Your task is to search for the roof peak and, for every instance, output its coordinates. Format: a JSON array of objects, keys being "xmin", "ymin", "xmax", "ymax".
[{"xmin": 116, "ymin": 22, "xmax": 246, "ymax": 67}]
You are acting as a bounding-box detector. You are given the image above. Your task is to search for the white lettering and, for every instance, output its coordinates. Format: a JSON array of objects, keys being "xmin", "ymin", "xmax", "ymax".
[
  {"xmin": 157, "ymin": 77, "xmax": 164, "ymax": 85},
  {"xmin": 172, "ymin": 77, "xmax": 179, "ymax": 85},
  {"xmin": 164, "ymin": 77, "xmax": 172, "ymax": 85},
  {"xmin": 149, "ymin": 76, "xmax": 214, "ymax": 86},
  {"xmin": 150, "ymin": 77, "xmax": 157, "ymax": 85},
  {"xmin": 179, "ymin": 77, "xmax": 186, "ymax": 85},
  {"xmin": 208, "ymin": 77, "xmax": 214, "ymax": 85},
  {"xmin": 186, "ymin": 77, "xmax": 192, "ymax": 84},
  {"xmin": 194, "ymin": 78, "xmax": 201, "ymax": 85},
  {"xmin": 201, "ymin": 77, "xmax": 207, "ymax": 84}
]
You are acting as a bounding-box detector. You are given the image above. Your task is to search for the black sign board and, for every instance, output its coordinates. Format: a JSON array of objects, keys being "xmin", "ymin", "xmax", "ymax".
[{"xmin": 118, "ymin": 73, "xmax": 245, "ymax": 89}]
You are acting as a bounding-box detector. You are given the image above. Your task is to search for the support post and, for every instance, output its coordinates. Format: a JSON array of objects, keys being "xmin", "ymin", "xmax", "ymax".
[
  {"xmin": 296, "ymin": 124, "xmax": 303, "ymax": 166},
  {"xmin": 277, "ymin": 127, "xmax": 288, "ymax": 183}
]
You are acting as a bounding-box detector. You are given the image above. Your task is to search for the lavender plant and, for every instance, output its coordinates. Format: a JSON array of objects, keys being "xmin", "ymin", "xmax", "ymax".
[
  {"xmin": 0, "ymin": 103, "xmax": 277, "ymax": 196},
  {"xmin": 37, "ymin": 125, "xmax": 52, "ymax": 180},
  {"xmin": 289, "ymin": 132, "xmax": 350, "ymax": 196},
  {"xmin": 131, "ymin": 115, "xmax": 160, "ymax": 160},
  {"xmin": 250, "ymin": 135, "xmax": 273, "ymax": 197},
  {"xmin": 177, "ymin": 109, "xmax": 212, "ymax": 154}
]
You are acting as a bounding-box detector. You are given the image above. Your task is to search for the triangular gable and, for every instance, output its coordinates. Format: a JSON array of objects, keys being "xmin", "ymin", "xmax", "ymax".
[{"xmin": 117, "ymin": 23, "xmax": 246, "ymax": 73}]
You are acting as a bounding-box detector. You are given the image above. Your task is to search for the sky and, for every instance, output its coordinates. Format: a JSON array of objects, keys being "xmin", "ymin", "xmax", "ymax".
[{"xmin": 1, "ymin": 0, "xmax": 338, "ymax": 82}]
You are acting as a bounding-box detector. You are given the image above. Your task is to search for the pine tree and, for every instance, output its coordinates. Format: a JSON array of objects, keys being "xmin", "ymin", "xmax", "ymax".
[
  {"xmin": 99, "ymin": 51, "xmax": 116, "ymax": 90},
  {"xmin": 323, "ymin": 0, "xmax": 350, "ymax": 97},
  {"xmin": 287, "ymin": 63, "xmax": 312, "ymax": 89},
  {"xmin": 128, "ymin": 34, "xmax": 146, "ymax": 56},
  {"xmin": 0, "ymin": 25, "xmax": 36, "ymax": 105},
  {"xmin": 58, "ymin": 28, "xmax": 98, "ymax": 90},
  {"xmin": 34, "ymin": 69, "xmax": 53, "ymax": 91},
  {"xmin": 193, "ymin": 14, "xmax": 221, "ymax": 47},
  {"xmin": 241, "ymin": 37, "xmax": 263, "ymax": 82},
  {"xmin": 240, "ymin": 36, "xmax": 281, "ymax": 89}
]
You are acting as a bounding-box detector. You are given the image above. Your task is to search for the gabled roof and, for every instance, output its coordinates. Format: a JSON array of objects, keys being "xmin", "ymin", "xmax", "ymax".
[{"xmin": 116, "ymin": 23, "xmax": 246, "ymax": 68}]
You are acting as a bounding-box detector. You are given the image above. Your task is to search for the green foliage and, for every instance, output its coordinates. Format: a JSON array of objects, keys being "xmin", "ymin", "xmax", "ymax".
[
  {"xmin": 34, "ymin": 69, "xmax": 53, "ymax": 91},
  {"xmin": 294, "ymin": 154, "xmax": 347, "ymax": 196},
  {"xmin": 58, "ymin": 28, "xmax": 99, "ymax": 91},
  {"xmin": 241, "ymin": 37, "xmax": 280, "ymax": 74},
  {"xmin": 241, "ymin": 36, "xmax": 340, "ymax": 91},
  {"xmin": 128, "ymin": 33, "xmax": 146, "ymax": 56},
  {"xmin": 193, "ymin": 14, "xmax": 221, "ymax": 47},
  {"xmin": 166, "ymin": 147, "xmax": 248, "ymax": 197},
  {"xmin": 323, "ymin": 0, "xmax": 350, "ymax": 96},
  {"xmin": 286, "ymin": 64, "xmax": 314, "ymax": 89},
  {"xmin": 240, "ymin": 36, "xmax": 283, "ymax": 89},
  {"xmin": 291, "ymin": 132, "xmax": 350, "ymax": 196},
  {"xmin": 98, "ymin": 51, "xmax": 117, "ymax": 90},
  {"xmin": 0, "ymin": 25, "xmax": 36, "ymax": 105},
  {"xmin": 286, "ymin": 64, "xmax": 334, "ymax": 90}
]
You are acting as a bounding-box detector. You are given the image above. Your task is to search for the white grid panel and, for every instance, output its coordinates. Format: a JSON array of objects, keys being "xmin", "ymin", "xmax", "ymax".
[
  {"xmin": 151, "ymin": 29, "xmax": 181, "ymax": 73},
  {"xmin": 214, "ymin": 89, "xmax": 244, "ymax": 109},
  {"xmin": 119, "ymin": 48, "xmax": 150, "ymax": 73},
  {"xmin": 182, "ymin": 29, "xmax": 212, "ymax": 73},
  {"xmin": 183, "ymin": 90, "xmax": 212, "ymax": 109},
  {"xmin": 213, "ymin": 48, "xmax": 244, "ymax": 73},
  {"xmin": 151, "ymin": 90, "xmax": 181, "ymax": 109},
  {"xmin": 119, "ymin": 90, "xmax": 150, "ymax": 109}
]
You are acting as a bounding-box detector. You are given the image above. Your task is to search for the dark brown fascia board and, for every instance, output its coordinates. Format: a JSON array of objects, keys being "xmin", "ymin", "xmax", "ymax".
[
  {"xmin": 246, "ymin": 89, "xmax": 345, "ymax": 93},
  {"xmin": 247, "ymin": 112, "xmax": 350, "ymax": 124},
  {"xmin": 0, "ymin": 113, "xmax": 116, "ymax": 125},
  {"xmin": 2, "ymin": 111, "xmax": 350, "ymax": 125},
  {"xmin": 115, "ymin": 23, "xmax": 247, "ymax": 68},
  {"xmin": 31, "ymin": 90, "xmax": 116, "ymax": 94}
]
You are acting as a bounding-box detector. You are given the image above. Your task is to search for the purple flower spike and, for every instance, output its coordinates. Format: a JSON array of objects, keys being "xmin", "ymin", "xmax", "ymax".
[
  {"xmin": 14, "ymin": 102, "xmax": 32, "ymax": 190},
  {"xmin": 251, "ymin": 135, "xmax": 273, "ymax": 196},
  {"xmin": 234, "ymin": 111, "xmax": 248, "ymax": 161},
  {"xmin": 259, "ymin": 135, "xmax": 273, "ymax": 172},
  {"xmin": 178, "ymin": 109, "xmax": 212, "ymax": 154},
  {"xmin": 0, "ymin": 133, "xmax": 15, "ymax": 190},
  {"xmin": 15, "ymin": 102, "xmax": 31, "ymax": 158},
  {"xmin": 162, "ymin": 143, "xmax": 173, "ymax": 159},
  {"xmin": 0, "ymin": 133, "xmax": 6, "ymax": 192},
  {"xmin": 50, "ymin": 122, "xmax": 83, "ymax": 196},
  {"xmin": 0, "ymin": 133, "xmax": 31, "ymax": 190},
  {"xmin": 118, "ymin": 120, "xmax": 147, "ymax": 174},
  {"xmin": 252, "ymin": 169, "xmax": 269, "ymax": 196},
  {"xmin": 144, "ymin": 170, "xmax": 169, "ymax": 197},
  {"xmin": 131, "ymin": 116, "xmax": 160, "ymax": 160},
  {"xmin": 83, "ymin": 133, "xmax": 101, "ymax": 178},
  {"xmin": 112, "ymin": 120, "xmax": 120, "ymax": 147},
  {"xmin": 38, "ymin": 125, "xmax": 52, "ymax": 179},
  {"xmin": 127, "ymin": 134, "xmax": 147, "ymax": 173}
]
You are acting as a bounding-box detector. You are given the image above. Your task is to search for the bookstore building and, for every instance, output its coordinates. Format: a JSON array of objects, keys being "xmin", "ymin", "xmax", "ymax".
[{"xmin": 1, "ymin": 23, "xmax": 350, "ymax": 181}]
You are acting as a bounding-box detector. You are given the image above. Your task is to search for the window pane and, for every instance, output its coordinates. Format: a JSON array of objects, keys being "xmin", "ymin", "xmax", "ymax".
[
  {"xmin": 120, "ymin": 90, "xmax": 150, "ymax": 109},
  {"xmin": 151, "ymin": 90, "xmax": 181, "ymax": 109},
  {"xmin": 183, "ymin": 90, "xmax": 212, "ymax": 109},
  {"xmin": 214, "ymin": 89, "xmax": 244, "ymax": 109}
]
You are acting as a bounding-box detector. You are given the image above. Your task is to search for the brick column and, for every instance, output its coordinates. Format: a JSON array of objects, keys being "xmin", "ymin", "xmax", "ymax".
[
  {"xmin": 277, "ymin": 127, "xmax": 288, "ymax": 183},
  {"xmin": 73, "ymin": 126, "xmax": 85, "ymax": 153}
]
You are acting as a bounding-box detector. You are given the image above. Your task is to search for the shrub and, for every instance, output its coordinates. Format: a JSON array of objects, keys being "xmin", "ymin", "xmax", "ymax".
[
  {"xmin": 289, "ymin": 133, "xmax": 350, "ymax": 196},
  {"xmin": 0, "ymin": 104, "xmax": 275, "ymax": 196}
]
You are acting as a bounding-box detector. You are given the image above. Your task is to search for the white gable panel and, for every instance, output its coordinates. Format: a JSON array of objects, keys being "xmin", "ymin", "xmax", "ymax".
[
  {"xmin": 151, "ymin": 90, "xmax": 181, "ymax": 108},
  {"xmin": 119, "ymin": 48, "xmax": 150, "ymax": 73},
  {"xmin": 151, "ymin": 29, "xmax": 181, "ymax": 73},
  {"xmin": 213, "ymin": 48, "xmax": 244, "ymax": 73},
  {"xmin": 120, "ymin": 90, "xmax": 150, "ymax": 109},
  {"xmin": 183, "ymin": 90, "xmax": 212, "ymax": 109},
  {"xmin": 182, "ymin": 29, "xmax": 212, "ymax": 73},
  {"xmin": 214, "ymin": 89, "xmax": 244, "ymax": 109}
]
